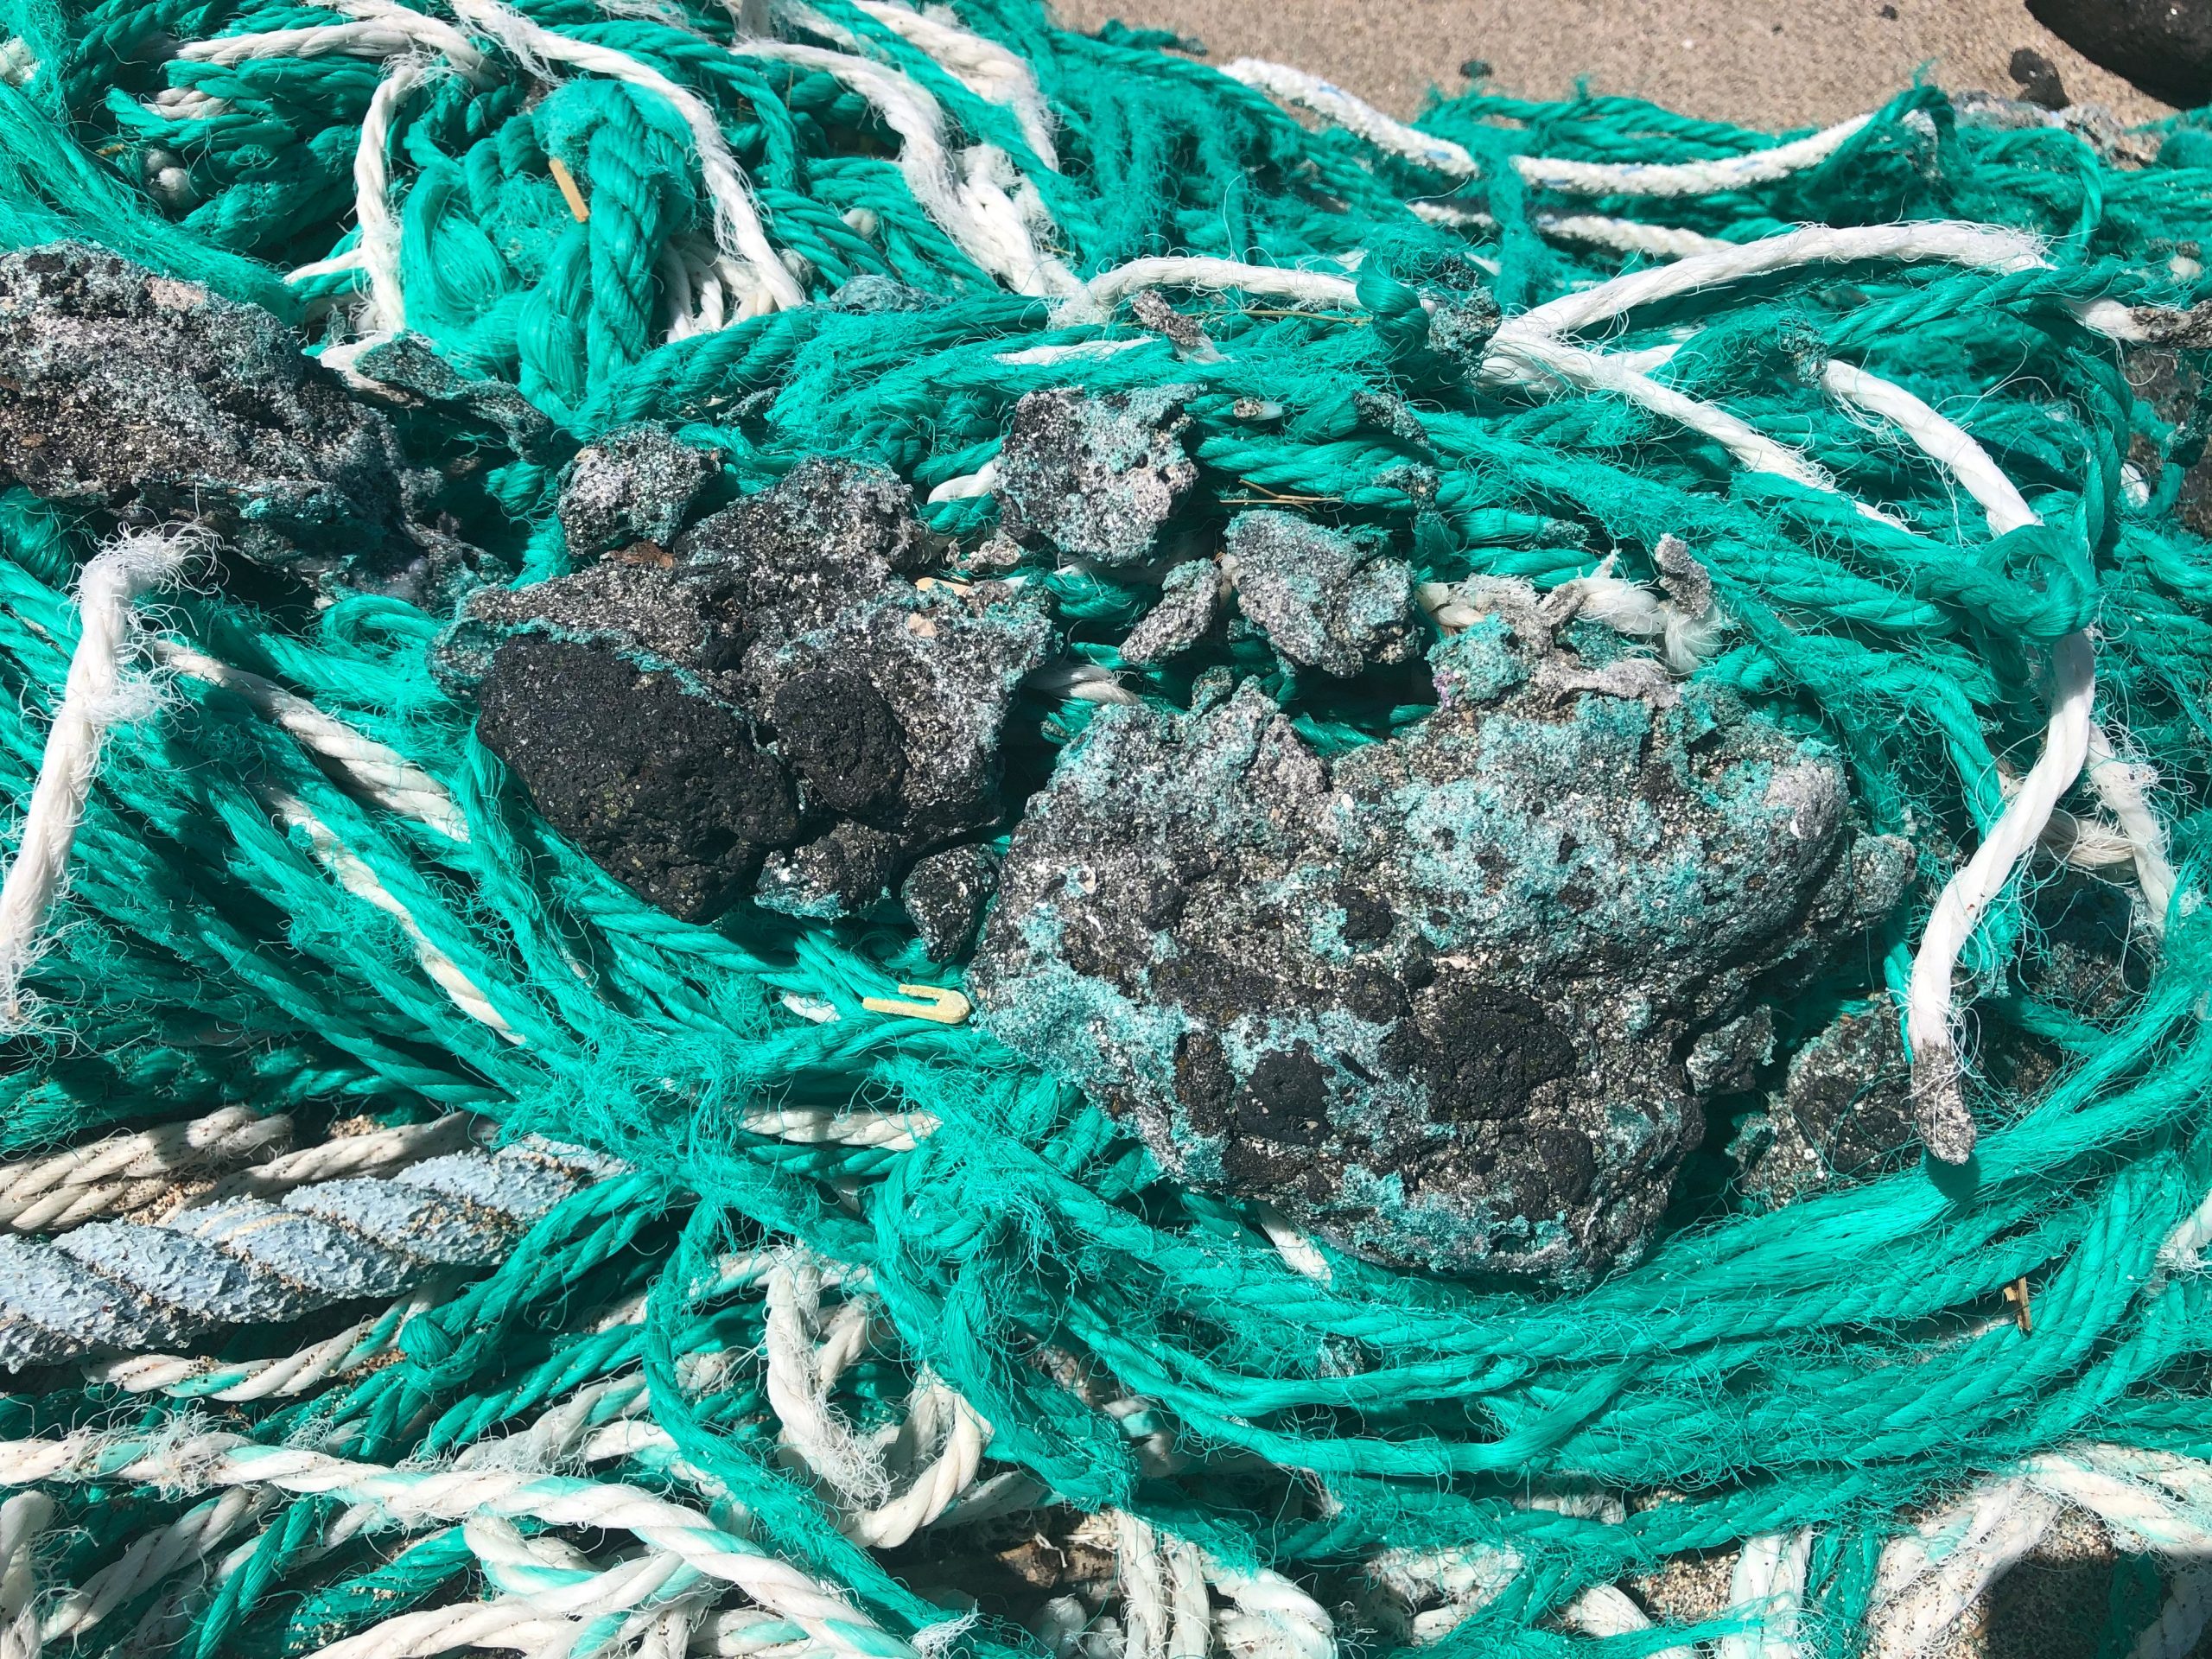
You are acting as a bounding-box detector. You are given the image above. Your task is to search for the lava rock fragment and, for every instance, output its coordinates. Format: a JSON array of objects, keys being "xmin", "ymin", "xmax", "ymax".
[
  {"xmin": 971, "ymin": 622, "xmax": 1910, "ymax": 1281},
  {"xmin": 998, "ymin": 385, "xmax": 1198, "ymax": 564},
  {"xmin": 453, "ymin": 459, "xmax": 1052, "ymax": 923},
  {"xmin": 902, "ymin": 842, "xmax": 1003, "ymax": 960},
  {"xmin": 2025, "ymin": 0, "xmax": 2212, "ymax": 106},
  {"xmin": 557, "ymin": 425, "xmax": 716, "ymax": 557},
  {"xmin": 1732, "ymin": 1001, "xmax": 1915, "ymax": 1209},
  {"xmin": 1226, "ymin": 511, "xmax": 1421, "ymax": 677},
  {"xmin": 1122, "ymin": 559, "xmax": 1224, "ymax": 667},
  {"xmin": 474, "ymin": 634, "xmax": 802, "ymax": 921},
  {"xmin": 0, "ymin": 243, "xmax": 416, "ymax": 584}
]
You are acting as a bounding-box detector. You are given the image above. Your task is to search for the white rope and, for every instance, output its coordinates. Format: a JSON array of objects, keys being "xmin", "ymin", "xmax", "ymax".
[
  {"xmin": 0, "ymin": 531, "xmax": 189, "ymax": 1033},
  {"xmin": 151, "ymin": 639, "xmax": 468, "ymax": 838},
  {"xmin": 1116, "ymin": 1512, "xmax": 1172, "ymax": 1659},
  {"xmin": 848, "ymin": 0, "xmax": 1058, "ymax": 168},
  {"xmin": 353, "ymin": 56, "xmax": 428, "ymax": 333},
  {"xmin": 1220, "ymin": 58, "xmax": 1873, "ymax": 197},
  {"xmin": 1059, "ymin": 257, "xmax": 1357, "ymax": 324},
  {"xmin": 1821, "ymin": 362, "xmax": 2099, "ymax": 1163},
  {"xmin": 1205, "ymin": 1559, "xmax": 1333, "ymax": 1659},
  {"xmin": 1364, "ymin": 1544, "xmax": 1520, "ymax": 1644},
  {"xmin": 1251, "ymin": 1204, "xmax": 1331, "ymax": 1283},
  {"xmin": 86, "ymin": 1281, "xmax": 447, "ymax": 1400},
  {"xmin": 2082, "ymin": 721, "xmax": 2177, "ymax": 936},
  {"xmin": 840, "ymin": 1376, "xmax": 988, "ymax": 1548},
  {"xmin": 0, "ymin": 1431, "xmax": 918, "ymax": 1659},
  {"xmin": 182, "ymin": 13, "xmax": 488, "ymax": 76},
  {"xmin": 175, "ymin": 1111, "xmax": 481, "ymax": 1211},
  {"xmin": 1716, "ymin": 1530, "xmax": 1814, "ymax": 1659},
  {"xmin": 262, "ymin": 786, "xmax": 521, "ymax": 1041},
  {"xmin": 0, "ymin": 1493, "xmax": 49, "ymax": 1659},
  {"xmin": 762, "ymin": 1253, "xmax": 893, "ymax": 1506},
  {"xmin": 40, "ymin": 1487, "xmax": 271, "ymax": 1644},
  {"xmin": 1496, "ymin": 221, "xmax": 2047, "ymax": 346},
  {"xmin": 734, "ymin": 40, "xmax": 1074, "ymax": 297},
  {"xmin": 2134, "ymin": 1566, "xmax": 2212, "ymax": 1659},
  {"xmin": 0, "ymin": 1106, "xmax": 289, "ymax": 1233},
  {"xmin": 1866, "ymin": 1478, "xmax": 2056, "ymax": 1659},
  {"xmin": 1560, "ymin": 1586, "xmax": 1695, "ymax": 1659}
]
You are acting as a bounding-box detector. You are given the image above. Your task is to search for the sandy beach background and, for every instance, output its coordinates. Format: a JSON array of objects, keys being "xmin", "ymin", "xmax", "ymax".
[{"xmin": 1050, "ymin": 0, "xmax": 2175, "ymax": 131}]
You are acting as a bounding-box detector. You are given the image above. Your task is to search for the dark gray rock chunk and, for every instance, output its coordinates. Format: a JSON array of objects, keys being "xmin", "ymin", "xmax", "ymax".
[
  {"xmin": 1226, "ymin": 511, "xmax": 1421, "ymax": 677},
  {"xmin": 2026, "ymin": 0, "xmax": 2212, "ymax": 106},
  {"xmin": 902, "ymin": 842, "xmax": 1002, "ymax": 961},
  {"xmin": 1122, "ymin": 559, "xmax": 1224, "ymax": 667},
  {"xmin": 1732, "ymin": 1001, "xmax": 1915, "ymax": 1210},
  {"xmin": 0, "ymin": 243, "xmax": 415, "ymax": 584},
  {"xmin": 970, "ymin": 629, "xmax": 1909, "ymax": 1282},
  {"xmin": 474, "ymin": 634, "xmax": 801, "ymax": 922},
  {"xmin": 998, "ymin": 385, "xmax": 1198, "ymax": 564},
  {"xmin": 453, "ymin": 461, "xmax": 1054, "ymax": 925},
  {"xmin": 557, "ymin": 426, "xmax": 715, "ymax": 557}
]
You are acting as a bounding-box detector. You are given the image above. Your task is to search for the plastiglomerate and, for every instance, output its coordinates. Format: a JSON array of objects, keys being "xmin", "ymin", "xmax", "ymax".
[
  {"xmin": 997, "ymin": 385, "xmax": 1199, "ymax": 564},
  {"xmin": 901, "ymin": 842, "xmax": 1004, "ymax": 961},
  {"xmin": 0, "ymin": 244, "xmax": 419, "ymax": 586},
  {"xmin": 972, "ymin": 612, "xmax": 1912, "ymax": 1281},
  {"xmin": 454, "ymin": 459, "xmax": 1053, "ymax": 922},
  {"xmin": 556, "ymin": 424, "xmax": 716, "ymax": 558},
  {"xmin": 474, "ymin": 634, "xmax": 801, "ymax": 921},
  {"xmin": 1225, "ymin": 510, "xmax": 1422, "ymax": 677},
  {"xmin": 1121, "ymin": 559, "xmax": 1224, "ymax": 668},
  {"xmin": 1731, "ymin": 1001, "xmax": 1916, "ymax": 1209}
]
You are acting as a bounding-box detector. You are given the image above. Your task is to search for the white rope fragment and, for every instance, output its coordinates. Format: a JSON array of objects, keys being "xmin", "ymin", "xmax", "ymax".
[
  {"xmin": 0, "ymin": 531, "xmax": 188, "ymax": 1033},
  {"xmin": 0, "ymin": 1106, "xmax": 289, "ymax": 1234}
]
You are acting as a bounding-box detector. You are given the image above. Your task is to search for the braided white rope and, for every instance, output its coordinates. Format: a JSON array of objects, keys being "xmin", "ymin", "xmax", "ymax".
[
  {"xmin": 2082, "ymin": 721, "xmax": 2178, "ymax": 935},
  {"xmin": 151, "ymin": 639, "xmax": 467, "ymax": 838},
  {"xmin": 178, "ymin": 1111, "xmax": 482, "ymax": 1211},
  {"xmin": 1221, "ymin": 58, "xmax": 1872, "ymax": 197},
  {"xmin": 264, "ymin": 786, "xmax": 520, "ymax": 1041},
  {"xmin": 841, "ymin": 1376, "xmax": 988, "ymax": 1548},
  {"xmin": 0, "ymin": 531, "xmax": 188, "ymax": 1033},
  {"xmin": 735, "ymin": 39, "xmax": 1073, "ymax": 297},
  {"xmin": 2134, "ymin": 1566, "xmax": 2212, "ymax": 1659},
  {"xmin": 1560, "ymin": 1585, "xmax": 1695, "ymax": 1659},
  {"xmin": 0, "ymin": 1106, "xmax": 288, "ymax": 1233},
  {"xmin": 1716, "ymin": 1530, "xmax": 1814, "ymax": 1659},
  {"xmin": 0, "ymin": 1493, "xmax": 49, "ymax": 1659},
  {"xmin": 182, "ymin": 12, "xmax": 488, "ymax": 75},
  {"xmin": 354, "ymin": 55, "xmax": 426, "ymax": 331},
  {"xmin": 1206, "ymin": 1559, "xmax": 1333, "ymax": 1659},
  {"xmin": 0, "ymin": 1140, "xmax": 608, "ymax": 1370},
  {"xmin": 763, "ymin": 1254, "xmax": 893, "ymax": 1505},
  {"xmin": 0, "ymin": 1431, "xmax": 921, "ymax": 1659},
  {"xmin": 87, "ymin": 1280, "xmax": 447, "ymax": 1400},
  {"xmin": 1061, "ymin": 257, "xmax": 1357, "ymax": 324},
  {"xmin": 1821, "ymin": 360, "xmax": 2099, "ymax": 1162},
  {"xmin": 40, "ymin": 1487, "xmax": 271, "ymax": 1644},
  {"xmin": 847, "ymin": 0, "xmax": 1058, "ymax": 168},
  {"xmin": 1865, "ymin": 1479, "xmax": 2057, "ymax": 1659},
  {"xmin": 1116, "ymin": 1511, "xmax": 1173, "ymax": 1659}
]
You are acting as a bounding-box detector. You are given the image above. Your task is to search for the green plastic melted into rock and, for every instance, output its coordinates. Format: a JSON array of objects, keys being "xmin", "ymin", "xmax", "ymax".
[{"xmin": 970, "ymin": 615, "xmax": 1912, "ymax": 1282}]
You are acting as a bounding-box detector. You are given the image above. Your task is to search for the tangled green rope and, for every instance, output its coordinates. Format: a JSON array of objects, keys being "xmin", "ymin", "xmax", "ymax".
[{"xmin": 2, "ymin": 0, "xmax": 2212, "ymax": 1655}]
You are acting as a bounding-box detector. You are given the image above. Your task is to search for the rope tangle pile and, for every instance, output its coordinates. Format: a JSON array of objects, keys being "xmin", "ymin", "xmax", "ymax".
[{"xmin": 0, "ymin": 0, "xmax": 2209, "ymax": 1654}]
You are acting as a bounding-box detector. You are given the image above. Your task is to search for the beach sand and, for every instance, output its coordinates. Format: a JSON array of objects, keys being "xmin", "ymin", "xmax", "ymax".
[{"xmin": 1049, "ymin": 0, "xmax": 2177, "ymax": 131}]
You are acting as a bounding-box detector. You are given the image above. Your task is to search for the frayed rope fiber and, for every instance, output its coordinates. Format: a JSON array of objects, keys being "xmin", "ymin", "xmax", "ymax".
[{"xmin": 2, "ymin": 0, "xmax": 2212, "ymax": 1656}]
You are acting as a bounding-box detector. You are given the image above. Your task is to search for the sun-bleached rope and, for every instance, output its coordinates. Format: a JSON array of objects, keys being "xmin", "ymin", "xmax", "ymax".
[
  {"xmin": 845, "ymin": 0, "xmax": 1057, "ymax": 168},
  {"xmin": 353, "ymin": 55, "xmax": 427, "ymax": 332},
  {"xmin": 39, "ymin": 1488, "xmax": 272, "ymax": 1646},
  {"xmin": 1716, "ymin": 1530, "xmax": 1814, "ymax": 1659},
  {"xmin": 1206, "ymin": 1558, "xmax": 1333, "ymax": 1659},
  {"xmin": 150, "ymin": 639, "xmax": 467, "ymax": 838},
  {"xmin": 1220, "ymin": 58, "xmax": 1875, "ymax": 198},
  {"xmin": 86, "ymin": 1280, "xmax": 447, "ymax": 1399},
  {"xmin": 1561, "ymin": 1586, "xmax": 1695, "ymax": 1659},
  {"xmin": 0, "ymin": 1493, "xmax": 48, "ymax": 1659},
  {"xmin": 0, "ymin": 1106, "xmax": 289, "ymax": 1234},
  {"xmin": 1820, "ymin": 361, "xmax": 2100, "ymax": 1163},
  {"xmin": 181, "ymin": 11, "xmax": 489, "ymax": 75},
  {"xmin": 1060, "ymin": 257, "xmax": 1357, "ymax": 323},
  {"xmin": 762, "ymin": 1253, "xmax": 893, "ymax": 1505},
  {"xmin": 2134, "ymin": 1566, "xmax": 2212, "ymax": 1659},
  {"xmin": 0, "ymin": 531, "xmax": 188, "ymax": 1033},
  {"xmin": 176, "ymin": 1111, "xmax": 482, "ymax": 1211},
  {"xmin": 0, "ymin": 1430, "xmax": 923, "ymax": 1659},
  {"xmin": 1865, "ymin": 1479, "xmax": 2058, "ymax": 1659},
  {"xmin": 261, "ymin": 785, "xmax": 520, "ymax": 1040},
  {"xmin": 734, "ymin": 38, "xmax": 1076, "ymax": 297},
  {"xmin": 0, "ymin": 1139, "xmax": 612, "ymax": 1370},
  {"xmin": 839, "ymin": 1375, "xmax": 989, "ymax": 1548},
  {"xmin": 2082, "ymin": 721, "xmax": 2178, "ymax": 935}
]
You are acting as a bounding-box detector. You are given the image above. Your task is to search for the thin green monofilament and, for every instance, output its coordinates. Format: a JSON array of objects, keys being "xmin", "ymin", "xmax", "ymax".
[{"xmin": 0, "ymin": 2, "xmax": 2209, "ymax": 1656}]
